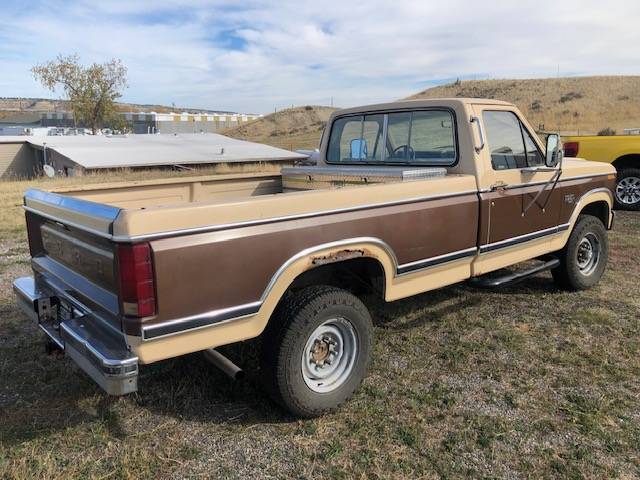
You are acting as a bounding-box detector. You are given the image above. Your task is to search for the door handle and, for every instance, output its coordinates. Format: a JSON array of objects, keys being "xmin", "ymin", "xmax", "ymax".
[
  {"xmin": 490, "ymin": 181, "xmax": 508, "ymax": 191},
  {"xmin": 521, "ymin": 166, "xmax": 558, "ymax": 174}
]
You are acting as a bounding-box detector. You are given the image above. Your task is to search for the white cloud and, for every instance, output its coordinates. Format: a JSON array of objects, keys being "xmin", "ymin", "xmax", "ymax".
[{"xmin": 0, "ymin": 0, "xmax": 639, "ymax": 113}]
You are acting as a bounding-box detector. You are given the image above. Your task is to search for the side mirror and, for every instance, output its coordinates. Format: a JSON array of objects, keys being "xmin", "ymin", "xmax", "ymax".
[
  {"xmin": 350, "ymin": 138, "xmax": 368, "ymax": 160},
  {"xmin": 545, "ymin": 133, "xmax": 563, "ymax": 167}
]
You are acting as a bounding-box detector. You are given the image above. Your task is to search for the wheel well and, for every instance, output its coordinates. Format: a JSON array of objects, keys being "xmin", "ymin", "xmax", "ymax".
[
  {"xmin": 612, "ymin": 154, "xmax": 640, "ymax": 172},
  {"xmin": 286, "ymin": 257, "xmax": 386, "ymax": 299},
  {"xmin": 579, "ymin": 201, "xmax": 609, "ymax": 227}
]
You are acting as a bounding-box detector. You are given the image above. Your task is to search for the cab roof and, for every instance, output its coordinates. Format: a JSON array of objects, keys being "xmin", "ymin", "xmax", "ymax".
[{"xmin": 334, "ymin": 98, "xmax": 514, "ymax": 116}]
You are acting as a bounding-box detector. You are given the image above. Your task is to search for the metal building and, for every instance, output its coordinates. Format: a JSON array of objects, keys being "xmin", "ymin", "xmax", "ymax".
[
  {"xmin": 0, "ymin": 140, "xmax": 39, "ymax": 179},
  {"xmin": 0, "ymin": 133, "xmax": 305, "ymax": 179},
  {"xmin": 41, "ymin": 111, "xmax": 262, "ymax": 134}
]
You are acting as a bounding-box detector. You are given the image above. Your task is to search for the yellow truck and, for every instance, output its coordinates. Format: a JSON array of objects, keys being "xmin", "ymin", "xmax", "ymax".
[{"xmin": 562, "ymin": 134, "xmax": 640, "ymax": 210}]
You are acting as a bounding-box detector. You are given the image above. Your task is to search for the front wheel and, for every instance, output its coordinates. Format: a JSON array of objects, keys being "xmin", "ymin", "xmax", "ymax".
[
  {"xmin": 614, "ymin": 168, "xmax": 640, "ymax": 210},
  {"xmin": 260, "ymin": 286, "xmax": 373, "ymax": 418},
  {"xmin": 552, "ymin": 215, "xmax": 608, "ymax": 290}
]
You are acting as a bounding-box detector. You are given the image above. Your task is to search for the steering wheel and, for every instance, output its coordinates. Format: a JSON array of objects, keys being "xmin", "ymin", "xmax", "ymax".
[{"xmin": 392, "ymin": 145, "xmax": 415, "ymax": 160}]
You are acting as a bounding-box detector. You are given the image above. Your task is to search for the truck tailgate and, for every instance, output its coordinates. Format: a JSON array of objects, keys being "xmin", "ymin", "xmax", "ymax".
[
  {"xmin": 24, "ymin": 189, "xmax": 122, "ymax": 320},
  {"xmin": 17, "ymin": 189, "xmax": 139, "ymax": 395}
]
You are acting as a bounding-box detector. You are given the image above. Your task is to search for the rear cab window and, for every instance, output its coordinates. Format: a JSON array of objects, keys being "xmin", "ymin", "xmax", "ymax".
[
  {"xmin": 483, "ymin": 111, "xmax": 544, "ymax": 170},
  {"xmin": 326, "ymin": 109, "xmax": 457, "ymax": 166}
]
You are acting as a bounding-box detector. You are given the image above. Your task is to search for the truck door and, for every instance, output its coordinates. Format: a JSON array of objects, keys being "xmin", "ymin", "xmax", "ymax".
[{"xmin": 473, "ymin": 106, "xmax": 563, "ymax": 255}]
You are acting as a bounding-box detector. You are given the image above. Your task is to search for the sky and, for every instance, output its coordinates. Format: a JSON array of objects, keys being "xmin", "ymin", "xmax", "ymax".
[{"xmin": 1, "ymin": 0, "xmax": 640, "ymax": 114}]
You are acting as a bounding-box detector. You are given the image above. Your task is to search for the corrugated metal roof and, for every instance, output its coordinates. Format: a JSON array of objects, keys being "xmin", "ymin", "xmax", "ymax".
[{"xmin": 0, "ymin": 133, "xmax": 306, "ymax": 169}]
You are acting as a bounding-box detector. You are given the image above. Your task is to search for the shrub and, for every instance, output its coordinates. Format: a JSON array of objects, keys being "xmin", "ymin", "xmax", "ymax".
[
  {"xmin": 560, "ymin": 92, "xmax": 583, "ymax": 103},
  {"xmin": 597, "ymin": 127, "xmax": 616, "ymax": 136}
]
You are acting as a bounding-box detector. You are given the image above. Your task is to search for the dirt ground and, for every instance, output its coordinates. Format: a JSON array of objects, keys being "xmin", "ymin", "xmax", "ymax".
[{"xmin": 0, "ymin": 176, "xmax": 638, "ymax": 479}]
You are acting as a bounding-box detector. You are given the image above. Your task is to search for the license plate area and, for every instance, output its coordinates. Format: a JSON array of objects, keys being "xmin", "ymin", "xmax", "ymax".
[
  {"xmin": 57, "ymin": 300, "xmax": 77, "ymax": 322},
  {"xmin": 36, "ymin": 297, "xmax": 80, "ymax": 350}
]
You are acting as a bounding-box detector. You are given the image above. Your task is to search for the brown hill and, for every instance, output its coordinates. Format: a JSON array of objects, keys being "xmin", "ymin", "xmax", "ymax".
[
  {"xmin": 225, "ymin": 77, "xmax": 640, "ymax": 149},
  {"xmin": 407, "ymin": 76, "xmax": 640, "ymax": 135},
  {"xmin": 223, "ymin": 105, "xmax": 336, "ymax": 150}
]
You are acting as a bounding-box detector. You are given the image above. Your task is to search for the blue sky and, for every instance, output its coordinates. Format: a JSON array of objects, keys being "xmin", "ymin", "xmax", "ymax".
[{"xmin": 1, "ymin": 0, "xmax": 639, "ymax": 113}]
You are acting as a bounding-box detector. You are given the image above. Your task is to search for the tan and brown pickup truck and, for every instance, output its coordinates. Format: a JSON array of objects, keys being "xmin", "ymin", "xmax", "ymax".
[{"xmin": 14, "ymin": 98, "xmax": 616, "ymax": 417}]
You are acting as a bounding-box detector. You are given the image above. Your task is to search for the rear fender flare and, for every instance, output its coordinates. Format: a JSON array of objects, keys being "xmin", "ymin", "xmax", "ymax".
[{"xmin": 256, "ymin": 237, "xmax": 396, "ymax": 324}]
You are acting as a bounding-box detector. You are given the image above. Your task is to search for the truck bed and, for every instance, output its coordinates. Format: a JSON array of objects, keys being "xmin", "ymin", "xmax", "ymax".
[
  {"xmin": 46, "ymin": 166, "xmax": 448, "ymax": 208},
  {"xmin": 25, "ymin": 168, "xmax": 472, "ymax": 241},
  {"xmin": 47, "ymin": 172, "xmax": 285, "ymax": 209}
]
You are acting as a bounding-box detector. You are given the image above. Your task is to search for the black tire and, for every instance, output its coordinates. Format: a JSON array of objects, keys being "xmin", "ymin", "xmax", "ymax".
[
  {"xmin": 260, "ymin": 285, "xmax": 373, "ymax": 418},
  {"xmin": 552, "ymin": 215, "xmax": 608, "ymax": 290},
  {"xmin": 614, "ymin": 167, "xmax": 640, "ymax": 211}
]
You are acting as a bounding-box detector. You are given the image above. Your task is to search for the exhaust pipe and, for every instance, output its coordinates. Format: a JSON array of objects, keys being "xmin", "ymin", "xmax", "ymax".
[{"xmin": 203, "ymin": 348, "xmax": 244, "ymax": 380}]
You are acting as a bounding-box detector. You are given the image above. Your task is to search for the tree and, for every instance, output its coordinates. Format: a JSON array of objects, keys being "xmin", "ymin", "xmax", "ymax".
[{"xmin": 32, "ymin": 54, "xmax": 127, "ymax": 134}]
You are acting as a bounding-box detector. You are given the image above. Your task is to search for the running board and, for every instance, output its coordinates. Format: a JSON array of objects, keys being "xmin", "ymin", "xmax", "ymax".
[{"xmin": 468, "ymin": 259, "xmax": 560, "ymax": 289}]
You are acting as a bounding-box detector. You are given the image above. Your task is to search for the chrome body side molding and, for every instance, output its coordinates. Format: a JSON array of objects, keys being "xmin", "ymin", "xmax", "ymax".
[
  {"xmin": 397, "ymin": 247, "xmax": 477, "ymax": 275},
  {"xmin": 479, "ymin": 223, "xmax": 570, "ymax": 254},
  {"xmin": 142, "ymin": 301, "xmax": 262, "ymax": 340},
  {"xmin": 477, "ymin": 172, "xmax": 613, "ymax": 193}
]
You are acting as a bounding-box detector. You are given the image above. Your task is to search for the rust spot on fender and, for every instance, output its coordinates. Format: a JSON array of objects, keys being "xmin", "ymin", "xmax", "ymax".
[{"xmin": 312, "ymin": 249, "xmax": 365, "ymax": 266}]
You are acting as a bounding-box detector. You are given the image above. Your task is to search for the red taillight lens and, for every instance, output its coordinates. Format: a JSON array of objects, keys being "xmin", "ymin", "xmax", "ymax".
[
  {"xmin": 564, "ymin": 141, "xmax": 579, "ymax": 157},
  {"xmin": 117, "ymin": 243, "xmax": 156, "ymax": 317},
  {"xmin": 25, "ymin": 213, "xmax": 40, "ymax": 257}
]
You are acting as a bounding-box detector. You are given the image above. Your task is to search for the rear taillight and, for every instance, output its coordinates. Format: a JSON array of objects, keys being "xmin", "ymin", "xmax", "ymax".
[
  {"xmin": 25, "ymin": 214, "xmax": 40, "ymax": 257},
  {"xmin": 564, "ymin": 141, "xmax": 579, "ymax": 157},
  {"xmin": 117, "ymin": 243, "xmax": 156, "ymax": 317}
]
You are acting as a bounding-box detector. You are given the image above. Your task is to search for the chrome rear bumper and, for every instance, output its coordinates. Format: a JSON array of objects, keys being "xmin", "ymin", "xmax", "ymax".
[{"xmin": 13, "ymin": 276, "xmax": 138, "ymax": 395}]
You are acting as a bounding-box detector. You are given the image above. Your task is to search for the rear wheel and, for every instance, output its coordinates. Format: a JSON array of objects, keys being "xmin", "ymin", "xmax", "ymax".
[
  {"xmin": 261, "ymin": 286, "xmax": 373, "ymax": 418},
  {"xmin": 614, "ymin": 168, "xmax": 640, "ymax": 210},
  {"xmin": 552, "ymin": 215, "xmax": 608, "ymax": 290}
]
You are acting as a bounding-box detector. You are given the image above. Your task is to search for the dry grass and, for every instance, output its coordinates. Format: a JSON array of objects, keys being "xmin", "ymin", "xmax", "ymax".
[
  {"xmin": 0, "ymin": 171, "xmax": 639, "ymax": 478},
  {"xmin": 408, "ymin": 76, "xmax": 640, "ymax": 135}
]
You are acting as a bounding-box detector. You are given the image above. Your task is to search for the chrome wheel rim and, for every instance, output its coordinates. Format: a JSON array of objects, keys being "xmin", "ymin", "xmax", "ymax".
[
  {"xmin": 616, "ymin": 176, "xmax": 640, "ymax": 205},
  {"xmin": 576, "ymin": 232, "xmax": 600, "ymax": 276},
  {"xmin": 301, "ymin": 317, "xmax": 358, "ymax": 393}
]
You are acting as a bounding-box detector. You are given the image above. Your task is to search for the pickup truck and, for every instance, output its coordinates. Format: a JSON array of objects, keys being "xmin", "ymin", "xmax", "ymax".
[
  {"xmin": 14, "ymin": 98, "xmax": 616, "ymax": 417},
  {"xmin": 562, "ymin": 134, "xmax": 640, "ymax": 210}
]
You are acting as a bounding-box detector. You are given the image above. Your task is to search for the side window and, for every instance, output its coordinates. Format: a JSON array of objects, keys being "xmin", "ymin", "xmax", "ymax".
[
  {"xmin": 522, "ymin": 127, "xmax": 544, "ymax": 166},
  {"xmin": 483, "ymin": 111, "xmax": 527, "ymax": 170},
  {"xmin": 410, "ymin": 110, "xmax": 456, "ymax": 164}
]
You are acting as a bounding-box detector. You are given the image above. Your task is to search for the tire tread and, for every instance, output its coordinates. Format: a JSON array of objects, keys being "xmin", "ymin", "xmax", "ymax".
[{"xmin": 261, "ymin": 285, "xmax": 373, "ymax": 417}]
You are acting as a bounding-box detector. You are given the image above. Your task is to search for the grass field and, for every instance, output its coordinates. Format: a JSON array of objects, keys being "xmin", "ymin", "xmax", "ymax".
[{"xmin": 0, "ymin": 174, "xmax": 639, "ymax": 479}]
